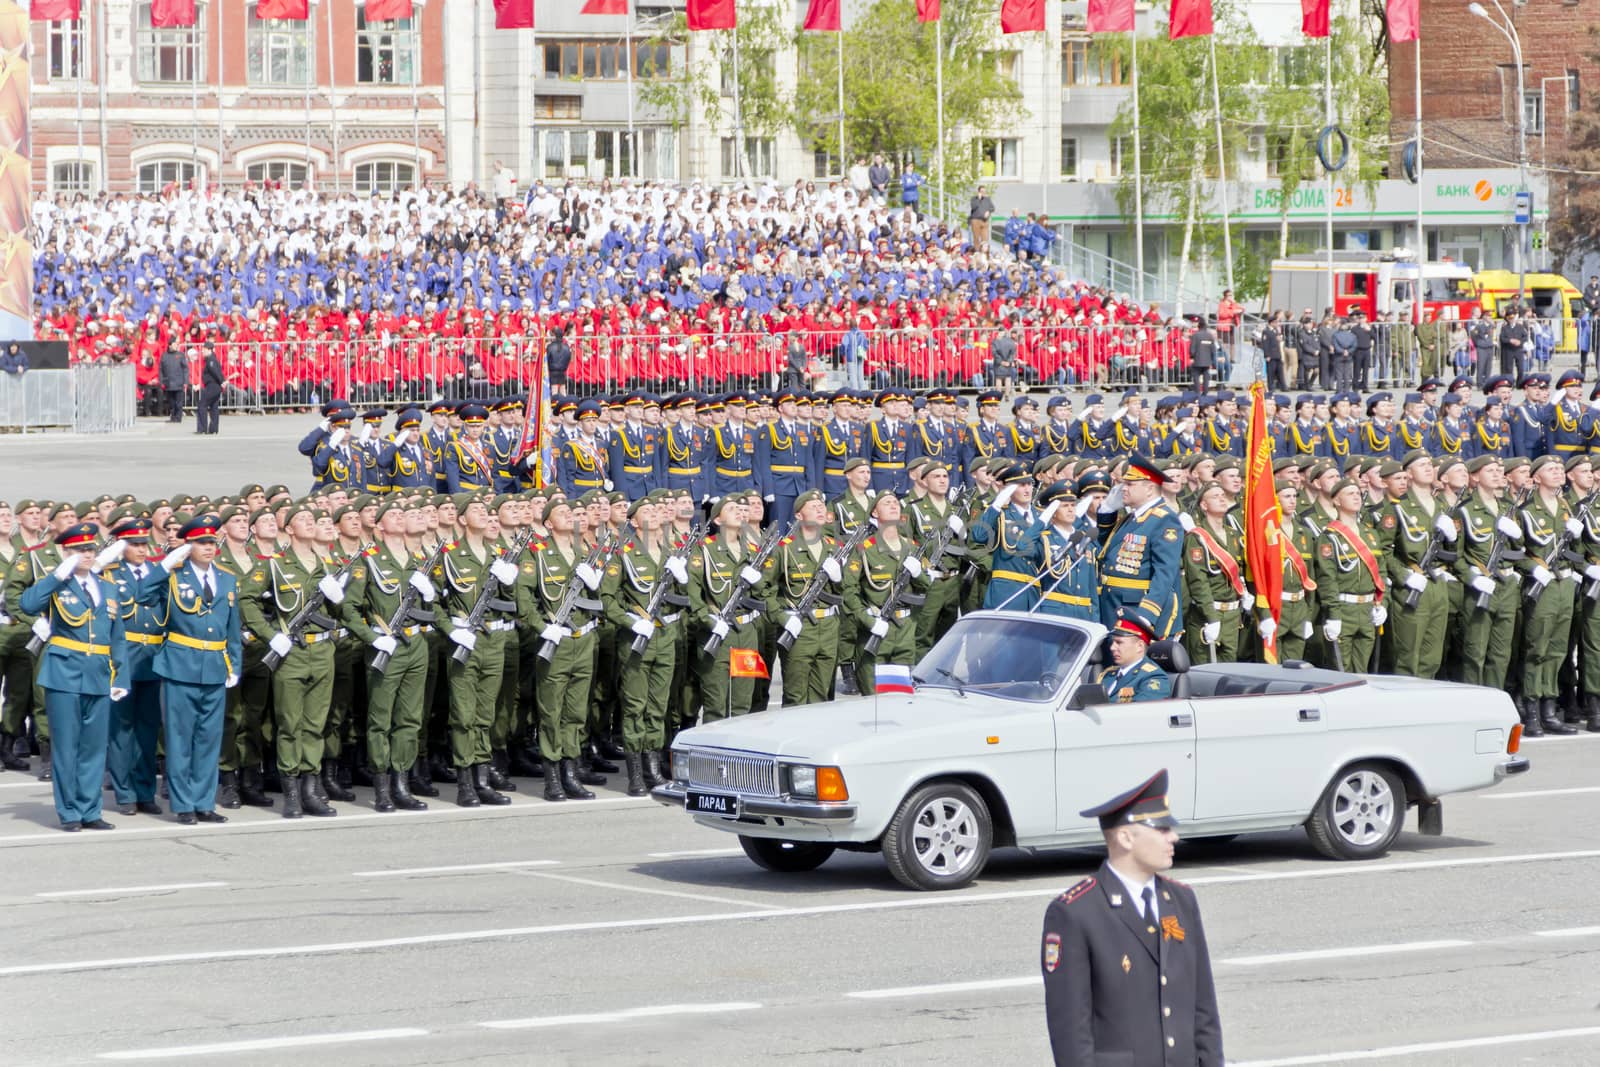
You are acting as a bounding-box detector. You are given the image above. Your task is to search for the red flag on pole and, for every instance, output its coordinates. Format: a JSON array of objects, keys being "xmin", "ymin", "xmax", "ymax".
[
  {"xmin": 1300, "ymin": 0, "xmax": 1329, "ymax": 37},
  {"xmin": 1000, "ymin": 0, "xmax": 1044, "ymax": 33},
  {"xmin": 729, "ymin": 648, "xmax": 770, "ymax": 679},
  {"xmin": 492, "ymin": 0, "xmax": 534, "ymax": 29},
  {"xmin": 915, "ymin": 0, "xmax": 940, "ymax": 22},
  {"xmin": 150, "ymin": 0, "xmax": 198, "ymax": 27},
  {"xmin": 686, "ymin": 0, "xmax": 735, "ymax": 30},
  {"xmin": 1386, "ymin": 0, "xmax": 1419, "ymax": 42},
  {"xmin": 1087, "ymin": 0, "xmax": 1135, "ymax": 33},
  {"xmin": 1243, "ymin": 380, "xmax": 1284, "ymax": 664},
  {"xmin": 802, "ymin": 0, "xmax": 840, "ymax": 31},
  {"xmin": 1168, "ymin": 0, "xmax": 1213, "ymax": 39},
  {"xmin": 580, "ymin": 0, "xmax": 628, "ymax": 13},
  {"xmin": 514, "ymin": 348, "xmax": 553, "ymax": 488},
  {"xmin": 256, "ymin": 0, "xmax": 310, "ymax": 19},
  {"xmin": 30, "ymin": 0, "xmax": 81, "ymax": 19},
  {"xmin": 365, "ymin": 0, "xmax": 414, "ymax": 20}
]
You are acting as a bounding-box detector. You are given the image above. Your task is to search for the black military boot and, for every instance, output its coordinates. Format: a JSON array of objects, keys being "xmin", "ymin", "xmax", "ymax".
[
  {"xmin": 455, "ymin": 768, "xmax": 481, "ymax": 808},
  {"xmin": 0, "ymin": 732, "xmax": 28, "ymax": 771},
  {"xmin": 585, "ymin": 740, "xmax": 620, "ymax": 775},
  {"xmin": 559, "ymin": 758, "xmax": 595, "ymax": 800},
  {"xmin": 575, "ymin": 751, "xmax": 607, "ymax": 786},
  {"xmin": 348, "ymin": 745, "xmax": 376, "ymax": 788},
  {"xmin": 1564, "ymin": 697, "xmax": 1586, "ymax": 726},
  {"xmin": 644, "ymin": 750, "xmax": 669, "ymax": 788},
  {"xmin": 262, "ymin": 766, "xmax": 283, "ymax": 793},
  {"xmin": 409, "ymin": 757, "xmax": 439, "ymax": 798},
  {"xmin": 1541, "ymin": 697, "xmax": 1577, "ymax": 735},
  {"xmin": 321, "ymin": 758, "xmax": 356, "ymax": 801},
  {"xmin": 838, "ymin": 663, "xmax": 860, "ymax": 696},
  {"xmin": 542, "ymin": 760, "xmax": 566, "ymax": 802},
  {"xmin": 430, "ymin": 753, "xmax": 458, "ymax": 784},
  {"xmin": 280, "ymin": 774, "xmax": 304, "ymax": 819},
  {"xmin": 216, "ymin": 770, "xmax": 241, "ymax": 809},
  {"xmin": 36, "ymin": 740, "xmax": 51, "ymax": 781},
  {"xmin": 1521, "ymin": 696, "xmax": 1544, "ymax": 738},
  {"xmin": 391, "ymin": 770, "xmax": 427, "ymax": 811},
  {"xmin": 371, "ymin": 771, "xmax": 395, "ymax": 812},
  {"xmin": 239, "ymin": 766, "xmax": 273, "ymax": 807},
  {"xmin": 1587, "ymin": 696, "xmax": 1600, "ymax": 733},
  {"xmin": 624, "ymin": 753, "xmax": 648, "ymax": 797},
  {"xmin": 487, "ymin": 751, "xmax": 518, "ymax": 791},
  {"xmin": 509, "ymin": 742, "xmax": 543, "ymax": 777},
  {"xmin": 300, "ymin": 773, "xmax": 337, "ymax": 816},
  {"xmin": 473, "ymin": 763, "xmax": 512, "ymax": 806},
  {"xmin": 599, "ymin": 735, "xmax": 627, "ymax": 760}
]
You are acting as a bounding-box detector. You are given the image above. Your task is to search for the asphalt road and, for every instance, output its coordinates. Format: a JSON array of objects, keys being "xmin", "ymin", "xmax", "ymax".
[{"xmin": 2, "ymin": 732, "xmax": 1597, "ymax": 1066}]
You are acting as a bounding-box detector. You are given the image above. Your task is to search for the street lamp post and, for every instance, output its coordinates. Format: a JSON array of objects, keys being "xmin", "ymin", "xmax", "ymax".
[{"xmin": 1468, "ymin": 0, "xmax": 1528, "ymax": 307}]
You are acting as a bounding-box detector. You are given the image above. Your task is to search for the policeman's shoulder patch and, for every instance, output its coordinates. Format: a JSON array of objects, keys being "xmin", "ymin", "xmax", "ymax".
[{"xmin": 1057, "ymin": 876, "xmax": 1096, "ymax": 905}]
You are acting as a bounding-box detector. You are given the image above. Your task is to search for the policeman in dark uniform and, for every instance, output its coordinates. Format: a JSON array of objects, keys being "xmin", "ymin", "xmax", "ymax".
[{"xmin": 1041, "ymin": 767, "xmax": 1224, "ymax": 1066}]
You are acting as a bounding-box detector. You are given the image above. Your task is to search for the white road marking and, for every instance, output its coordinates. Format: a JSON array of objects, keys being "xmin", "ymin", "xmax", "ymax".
[
  {"xmin": 1518, "ymin": 731, "xmax": 1600, "ymax": 741},
  {"xmin": 1533, "ymin": 926, "xmax": 1600, "ymax": 939},
  {"xmin": 36, "ymin": 881, "xmax": 227, "ymax": 899},
  {"xmin": 480, "ymin": 1002, "xmax": 762, "ymax": 1030},
  {"xmin": 98, "ymin": 1028, "xmax": 428, "ymax": 1060},
  {"xmin": 351, "ymin": 860, "xmax": 559, "ymax": 878},
  {"xmin": 1231, "ymin": 1025, "xmax": 1600, "ymax": 1066},
  {"xmin": 0, "ymin": 780, "xmax": 46, "ymax": 790},
  {"xmin": 846, "ymin": 976, "xmax": 1041, "ymax": 999},
  {"xmin": 646, "ymin": 847, "xmax": 744, "ymax": 858},
  {"xmin": 514, "ymin": 869, "xmax": 785, "ymax": 911},
  {"xmin": 1476, "ymin": 785, "xmax": 1600, "ymax": 800},
  {"xmin": 1221, "ymin": 940, "xmax": 1471, "ymax": 967}
]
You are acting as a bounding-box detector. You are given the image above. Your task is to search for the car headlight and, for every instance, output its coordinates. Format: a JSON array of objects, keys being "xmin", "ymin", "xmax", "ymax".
[
  {"xmin": 785, "ymin": 764, "xmax": 848, "ymax": 801},
  {"xmin": 789, "ymin": 765, "xmax": 818, "ymax": 797},
  {"xmin": 670, "ymin": 749, "xmax": 689, "ymax": 783}
]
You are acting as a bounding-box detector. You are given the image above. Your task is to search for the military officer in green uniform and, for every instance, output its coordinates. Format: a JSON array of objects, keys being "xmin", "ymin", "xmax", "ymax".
[
  {"xmin": 828, "ymin": 457, "xmax": 876, "ymax": 694},
  {"xmin": 3, "ymin": 503, "xmax": 64, "ymax": 777},
  {"xmin": 961, "ymin": 459, "xmax": 1000, "ymax": 616},
  {"xmin": 1094, "ymin": 606, "xmax": 1173, "ymax": 702},
  {"xmin": 1314, "ymin": 478, "xmax": 1387, "ymax": 673},
  {"xmin": 1452, "ymin": 456, "xmax": 1524, "ymax": 703},
  {"xmin": 1181, "ymin": 482, "xmax": 1247, "ymax": 664},
  {"xmin": 905, "ymin": 460, "xmax": 966, "ymax": 659},
  {"xmin": 214, "ymin": 506, "xmax": 274, "ymax": 807},
  {"xmin": 1255, "ymin": 482, "xmax": 1319, "ymax": 662},
  {"xmin": 844, "ymin": 492, "xmax": 927, "ymax": 694},
  {"xmin": 0, "ymin": 499, "xmax": 41, "ymax": 771},
  {"xmin": 1516, "ymin": 454, "xmax": 1581, "ymax": 735},
  {"xmin": 1377, "ymin": 451, "xmax": 1456, "ymax": 679},
  {"xmin": 690, "ymin": 495, "xmax": 769, "ymax": 720},
  {"xmin": 769, "ymin": 489, "xmax": 845, "ymax": 706}
]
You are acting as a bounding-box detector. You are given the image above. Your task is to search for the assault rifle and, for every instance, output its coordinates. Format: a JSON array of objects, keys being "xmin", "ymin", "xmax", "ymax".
[
  {"xmin": 861, "ymin": 533, "xmax": 945, "ymax": 658},
  {"xmin": 370, "ymin": 540, "xmax": 447, "ymax": 675},
  {"xmin": 536, "ymin": 529, "xmax": 623, "ymax": 663},
  {"xmin": 264, "ymin": 546, "xmax": 369, "ymax": 672},
  {"xmin": 451, "ymin": 527, "xmax": 536, "ymax": 665},
  {"xmin": 702, "ymin": 520, "xmax": 795, "ymax": 655},
  {"xmin": 1474, "ymin": 518, "xmax": 1526, "ymax": 610},
  {"xmin": 1402, "ymin": 524, "xmax": 1459, "ymax": 610},
  {"xmin": 776, "ymin": 521, "xmax": 871, "ymax": 653},
  {"xmin": 629, "ymin": 518, "xmax": 706, "ymax": 657},
  {"xmin": 1523, "ymin": 494, "xmax": 1593, "ymax": 607}
]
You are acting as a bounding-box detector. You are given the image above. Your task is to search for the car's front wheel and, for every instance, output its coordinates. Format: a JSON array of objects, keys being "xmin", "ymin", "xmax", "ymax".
[
  {"xmin": 739, "ymin": 836, "xmax": 836, "ymax": 873},
  {"xmin": 1306, "ymin": 763, "xmax": 1407, "ymax": 860},
  {"xmin": 883, "ymin": 781, "xmax": 993, "ymax": 891}
]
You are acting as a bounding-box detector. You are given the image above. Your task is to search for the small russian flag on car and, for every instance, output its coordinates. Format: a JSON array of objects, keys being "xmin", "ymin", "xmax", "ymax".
[{"xmin": 875, "ymin": 664, "xmax": 916, "ymax": 695}]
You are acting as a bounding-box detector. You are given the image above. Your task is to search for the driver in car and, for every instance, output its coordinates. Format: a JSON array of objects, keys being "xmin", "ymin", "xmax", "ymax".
[{"xmin": 1097, "ymin": 606, "xmax": 1172, "ymax": 703}]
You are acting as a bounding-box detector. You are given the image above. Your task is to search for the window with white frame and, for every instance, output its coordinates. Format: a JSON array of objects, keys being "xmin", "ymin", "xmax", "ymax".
[
  {"xmin": 1523, "ymin": 90, "xmax": 1543, "ymax": 134},
  {"xmin": 246, "ymin": 160, "xmax": 310, "ymax": 187},
  {"xmin": 1060, "ymin": 134, "xmax": 1079, "ymax": 178},
  {"xmin": 136, "ymin": 2, "xmax": 206, "ymax": 84},
  {"xmin": 720, "ymin": 137, "xmax": 774, "ymax": 179},
  {"xmin": 138, "ymin": 160, "xmax": 199, "ymax": 193},
  {"xmin": 354, "ymin": 160, "xmax": 416, "ymax": 194},
  {"xmin": 48, "ymin": 19, "xmax": 88, "ymax": 81},
  {"xmin": 972, "ymin": 137, "xmax": 1019, "ymax": 180},
  {"xmin": 247, "ymin": 2, "xmax": 314, "ymax": 86},
  {"xmin": 52, "ymin": 161, "xmax": 96, "ymax": 196},
  {"xmin": 356, "ymin": 9, "xmax": 416, "ymax": 85}
]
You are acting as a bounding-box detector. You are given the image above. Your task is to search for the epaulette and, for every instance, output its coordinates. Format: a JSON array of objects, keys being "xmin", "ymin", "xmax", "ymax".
[
  {"xmin": 363, "ymin": 545, "xmax": 379, "ymax": 556},
  {"xmin": 1139, "ymin": 661, "xmax": 1158, "ymax": 673},
  {"xmin": 254, "ymin": 551, "xmax": 280, "ymax": 560},
  {"xmin": 704, "ymin": 536, "xmax": 716, "ymax": 545},
  {"xmin": 533, "ymin": 541, "xmax": 547, "ymax": 552},
  {"xmin": 444, "ymin": 540, "xmax": 458, "ymax": 551},
  {"xmin": 625, "ymin": 541, "xmax": 635, "ymax": 551},
  {"xmin": 1057, "ymin": 876, "xmax": 1096, "ymax": 905},
  {"xmin": 781, "ymin": 536, "xmax": 793, "ymax": 545},
  {"xmin": 863, "ymin": 537, "xmax": 876, "ymax": 548},
  {"xmin": 1149, "ymin": 505, "xmax": 1171, "ymax": 519}
]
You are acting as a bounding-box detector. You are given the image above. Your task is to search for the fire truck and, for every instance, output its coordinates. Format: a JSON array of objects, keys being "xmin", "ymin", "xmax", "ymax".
[{"xmin": 1268, "ymin": 252, "xmax": 1479, "ymax": 323}]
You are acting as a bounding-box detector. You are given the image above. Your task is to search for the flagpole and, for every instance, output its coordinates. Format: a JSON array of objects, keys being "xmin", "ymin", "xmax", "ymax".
[
  {"xmin": 836, "ymin": 24, "xmax": 844, "ymax": 179},
  {"xmin": 327, "ymin": 0, "xmax": 340, "ymax": 192},
  {"xmin": 75, "ymin": 14, "xmax": 84, "ymax": 189},
  {"xmin": 413, "ymin": 1, "xmax": 423, "ymax": 180},
  {"xmin": 934, "ymin": 16, "xmax": 943, "ymax": 202},
  {"xmin": 731, "ymin": 28, "xmax": 744, "ymax": 179},
  {"xmin": 625, "ymin": 2, "xmax": 635, "ymax": 179},
  {"xmin": 1324, "ymin": 32, "xmax": 1333, "ymax": 319},
  {"xmin": 1130, "ymin": 25, "xmax": 1144, "ymax": 305},
  {"xmin": 191, "ymin": 20, "xmax": 200, "ymax": 179},
  {"xmin": 1207, "ymin": 34, "xmax": 1233, "ymax": 296},
  {"xmin": 1413, "ymin": 36, "xmax": 1424, "ymax": 303},
  {"xmin": 97, "ymin": 0, "xmax": 109, "ymax": 191},
  {"xmin": 217, "ymin": 0, "xmax": 226, "ymax": 184},
  {"xmin": 305, "ymin": 1, "xmax": 315, "ymax": 180}
]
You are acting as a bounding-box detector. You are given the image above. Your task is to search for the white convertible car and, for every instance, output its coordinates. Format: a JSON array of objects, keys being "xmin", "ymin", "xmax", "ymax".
[{"xmin": 653, "ymin": 611, "xmax": 1530, "ymax": 890}]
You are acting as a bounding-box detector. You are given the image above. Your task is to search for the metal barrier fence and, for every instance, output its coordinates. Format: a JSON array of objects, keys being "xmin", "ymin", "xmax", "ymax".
[
  {"xmin": 0, "ymin": 366, "xmax": 138, "ymax": 432},
  {"xmin": 73, "ymin": 364, "xmax": 138, "ymax": 433}
]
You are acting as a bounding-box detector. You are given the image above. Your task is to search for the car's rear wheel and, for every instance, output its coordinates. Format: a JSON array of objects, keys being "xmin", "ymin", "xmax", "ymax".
[
  {"xmin": 883, "ymin": 781, "xmax": 992, "ymax": 891},
  {"xmin": 1306, "ymin": 763, "xmax": 1406, "ymax": 860},
  {"xmin": 738, "ymin": 836, "xmax": 835, "ymax": 873}
]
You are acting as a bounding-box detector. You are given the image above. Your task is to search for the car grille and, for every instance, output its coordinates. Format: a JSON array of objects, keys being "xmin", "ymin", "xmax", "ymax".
[{"xmin": 682, "ymin": 750, "xmax": 778, "ymax": 796}]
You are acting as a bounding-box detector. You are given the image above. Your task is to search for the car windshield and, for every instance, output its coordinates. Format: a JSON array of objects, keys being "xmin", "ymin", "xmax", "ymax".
[{"xmin": 914, "ymin": 615, "xmax": 1091, "ymax": 702}]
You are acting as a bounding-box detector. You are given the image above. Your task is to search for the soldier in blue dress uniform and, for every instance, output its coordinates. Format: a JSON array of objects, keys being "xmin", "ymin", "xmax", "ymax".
[
  {"xmin": 1095, "ymin": 456, "xmax": 1185, "ymax": 639},
  {"xmin": 972, "ymin": 462, "xmax": 1038, "ymax": 610},
  {"xmin": 1095, "ymin": 605, "xmax": 1174, "ymax": 702},
  {"xmin": 101, "ymin": 515, "xmax": 167, "ymax": 816},
  {"xmin": 1017, "ymin": 483, "xmax": 1099, "ymax": 621},
  {"xmin": 443, "ymin": 403, "xmax": 496, "ymax": 493},
  {"xmin": 298, "ymin": 400, "xmax": 352, "ymax": 460},
  {"xmin": 609, "ymin": 393, "xmax": 665, "ymax": 499},
  {"xmin": 422, "ymin": 400, "xmax": 456, "ymax": 491},
  {"xmin": 817, "ymin": 391, "xmax": 864, "ymax": 498},
  {"xmin": 663, "ymin": 393, "xmax": 708, "ymax": 502},
  {"xmin": 311, "ymin": 407, "xmax": 365, "ymax": 493},
  {"xmin": 1075, "ymin": 393, "xmax": 1111, "ymax": 459},
  {"xmin": 377, "ymin": 408, "xmax": 438, "ymax": 492},
  {"xmin": 866, "ymin": 389, "xmax": 914, "ymax": 495},
  {"xmin": 487, "ymin": 399, "xmax": 525, "ymax": 493},
  {"xmin": 967, "ymin": 390, "xmax": 1012, "ymax": 464},
  {"xmin": 911, "ymin": 388, "xmax": 961, "ymax": 481},
  {"xmin": 1008, "ymin": 396, "xmax": 1041, "ymax": 462},
  {"xmin": 709, "ymin": 393, "xmax": 759, "ymax": 501},
  {"xmin": 1546, "ymin": 368, "xmax": 1589, "ymax": 457},
  {"xmin": 756, "ymin": 389, "xmax": 817, "ymax": 527},
  {"xmin": 1041, "ymin": 396, "xmax": 1076, "ymax": 457},
  {"xmin": 355, "ymin": 407, "xmax": 391, "ymax": 494},
  {"xmin": 1511, "ymin": 373, "xmax": 1551, "ymax": 458}
]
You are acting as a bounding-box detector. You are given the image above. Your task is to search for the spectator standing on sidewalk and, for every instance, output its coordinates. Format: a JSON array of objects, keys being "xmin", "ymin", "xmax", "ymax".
[
  {"xmin": 900, "ymin": 163, "xmax": 926, "ymax": 219},
  {"xmin": 159, "ymin": 340, "xmax": 186, "ymax": 423},
  {"xmin": 968, "ymin": 186, "xmax": 995, "ymax": 249},
  {"xmin": 867, "ymin": 155, "xmax": 891, "ymax": 203},
  {"xmin": 1216, "ymin": 289, "xmax": 1243, "ymax": 344}
]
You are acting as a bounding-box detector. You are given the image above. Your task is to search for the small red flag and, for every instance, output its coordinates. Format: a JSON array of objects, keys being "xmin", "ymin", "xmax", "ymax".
[
  {"xmin": 580, "ymin": 0, "xmax": 628, "ymax": 12},
  {"xmin": 365, "ymin": 0, "xmax": 415, "ymax": 20},
  {"xmin": 686, "ymin": 0, "xmax": 735, "ymax": 30},
  {"xmin": 150, "ymin": 0, "xmax": 197, "ymax": 27},
  {"xmin": 729, "ymin": 648, "xmax": 769, "ymax": 679},
  {"xmin": 1386, "ymin": 0, "xmax": 1419, "ymax": 42},
  {"xmin": 256, "ymin": 0, "xmax": 309, "ymax": 18},
  {"xmin": 493, "ymin": 0, "xmax": 533, "ymax": 29},
  {"xmin": 802, "ymin": 0, "xmax": 840, "ymax": 31},
  {"xmin": 1000, "ymin": 0, "xmax": 1043, "ymax": 33},
  {"xmin": 915, "ymin": 0, "xmax": 940, "ymax": 22},
  {"xmin": 30, "ymin": 0, "xmax": 81, "ymax": 19},
  {"xmin": 1087, "ymin": 0, "xmax": 1134, "ymax": 33},
  {"xmin": 1300, "ymin": 0, "xmax": 1329, "ymax": 37},
  {"xmin": 1168, "ymin": 0, "xmax": 1213, "ymax": 39}
]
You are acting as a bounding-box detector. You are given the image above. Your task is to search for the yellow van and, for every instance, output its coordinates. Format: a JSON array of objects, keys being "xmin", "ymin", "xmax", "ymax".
[{"xmin": 1474, "ymin": 270, "xmax": 1585, "ymax": 351}]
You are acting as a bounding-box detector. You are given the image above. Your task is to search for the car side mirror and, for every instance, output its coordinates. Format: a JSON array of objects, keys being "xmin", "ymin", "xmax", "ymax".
[{"xmin": 1068, "ymin": 681, "xmax": 1108, "ymax": 710}]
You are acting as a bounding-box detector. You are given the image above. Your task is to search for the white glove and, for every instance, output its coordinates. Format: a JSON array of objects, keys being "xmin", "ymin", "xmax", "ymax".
[
  {"xmin": 408, "ymin": 570, "xmax": 436, "ymax": 602},
  {"xmin": 576, "ymin": 562, "xmax": 603, "ymax": 590},
  {"xmin": 710, "ymin": 618, "xmax": 731, "ymax": 640},
  {"xmin": 1299, "ymin": 620, "xmax": 1313, "ymax": 639},
  {"xmin": 1471, "ymin": 575, "xmax": 1496, "ymax": 596},
  {"xmin": 109, "ymin": 687, "xmax": 129, "ymax": 703},
  {"xmin": 225, "ymin": 674, "xmax": 239, "ymax": 689},
  {"xmin": 490, "ymin": 559, "xmax": 519, "ymax": 586},
  {"xmin": 92, "ymin": 540, "xmax": 127, "ymax": 573},
  {"xmin": 901, "ymin": 556, "xmax": 923, "ymax": 578},
  {"xmin": 821, "ymin": 557, "xmax": 843, "ymax": 583},
  {"xmin": 1073, "ymin": 496, "xmax": 1093, "ymax": 520},
  {"xmin": 318, "ymin": 418, "xmax": 330, "ymax": 432},
  {"xmin": 1434, "ymin": 514, "xmax": 1457, "ymax": 542},
  {"xmin": 372, "ymin": 635, "xmax": 398, "ymax": 655},
  {"xmin": 630, "ymin": 617, "xmax": 655, "ymax": 639},
  {"xmin": 1496, "ymin": 516, "xmax": 1522, "ymax": 539},
  {"xmin": 1178, "ymin": 512, "xmax": 1196, "ymax": 533},
  {"xmin": 1532, "ymin": 564, "xmax": 1554, "ymax": 585},
  {"xmin": 1113, "ymin": 404, "xmax": 1127, "ymax": 421},
  {"xmin": 1585, "ymin": 565, "xmax": 1600, "ymax": 581},
  {"xmin": 31, "ymin": 618, "xmax": 51, "ymax": 643},
  {"xmin": 358, "ymin": 423, "xmax": 374, "ymax": 444},
  {"xmin": 539, "ymin": 624, "xmax": 571, "ymax": 644},
  {"xmin": 1201, "ymin": 620, "xmax": 1221, "ymax": 644},
  {"xmin": 870, "ymin": 618, "xmax": 890, "ymax": 638},
  {"xmin": 1404, "ymin": 572, "xmax": 1427, "ymax": 593},
  {"xmin": 1258, "ymin": 617, "xmax": 1277, "ymax": 640},
  {"xmin": 1323, "ymin": 618, "xmax": 1342, "ymax": 642},
  {"xmin": 161, "ymin": 543, "xmax": 193, "ymax": 572},
  {"xmin": 268, "ymin": 633, "xmax": 293, "ymax": 658},
  {"xmin": 450, "ymin": 628, "xmax": 477, "ymax": 652},
  {"xmin": 1100, "ymin": 483, "xmax": 1126, "ymax": 513},
  {"xmin": 1371, "ymin": 604, "xmax": 1387, "ymax": 627},
  {"xmin": 1238, "ymin": 596, "xmax": 1252, "ymax": 614},
  {"xmin": 329, "ymin": 427, "xmax": 348, "ymax": 448},
  {"xmin": 763, "ymin": 494, "xmax": 775, "ymax": 503},
  {"xmin": 783, "ymin": 614, "xmax": 803, "ymax": 639},
  {"xmin": 665, "ymin": 556, "xmax": 689, "ymax": 584},
  {"xmin": 1038, "ymin": 501, "xmax": 1061, "ymax": 526},
  {"xmin": 52, "ymin": 554, "xmax": 78, "ymax": 581},
  {"xmin": 1567, "ymin": 518, "xmax": 1585, "ymax": 538},
  {"xmin": 992, "ymin": 484, "xmax": 1019, "ymax": 510},
  {"xmin": 739, "ymin": 565, "xmax": 763, "ymax": 586},
  {"xmin": 946, "ymin": 514, "xmax": 965, "ymax": 536},
  {"xmin": 317, "ymin": 575, "xmax": 345, "ymax": 604}
]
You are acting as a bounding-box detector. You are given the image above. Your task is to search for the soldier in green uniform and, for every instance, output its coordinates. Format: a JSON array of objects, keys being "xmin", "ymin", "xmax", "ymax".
[
  {"xmin": 320, "ymin": 506, "xmax": 367, "ymax": 803},
  {"xmin": 487, "ymin": 494, "xmax": 526, "ymax": 792},
  {"xmin": 1516, "ymin": 454, "xmax": 1581, "ymax": 735},
  {"xmin": 769, "ymin": 489, "xmax": 845, "ymax": 707},
  {"xmin": 1181, "ymin": 482, "xmax": 1247, "ymax": 664},
  {"xmin": 1377, "ymin": 451, "xmax": 1456, "ymax": 679},
  {"xmin": 844, "ymin": 493, "xmax": 928, "ymax": 694},
  {"xmin": 1569, "ymin": 456, "xmax": 1600, "ymax": 732},
  {"xmin": 690, "ymin": 495, "xmax": 769, "ymax": 721},
  {"xmin": 741, "ymin": 490, "xmax": 781, "ymax": 713},
  {"xmin": 961, "ymin": 459, "xmax": 1000, "ymax": 615},
  {"xmin": 1252, "ymin": 482, "xmax": 1319, "ymax": 662},
  {"xmin": 213, "ymin": 506, "xmax": 274, "ymax": 807},
  {"xmin": 0, "ymin": 499, "xmax": 44, "ymax": 771},
  {"xmin": 905, "ymin": 461, "xmax": 966, "ymax": 659},
  {"xmin": 1313, "ymin": 478, "xmax": 1386, "ymax": 673},
  {"xmin": 828, "ymin": 458, "xmax": 876, "ymax": 695},
  {"xmin": 1454, "ymin": 456, "xmax": 1526, "ymax": 712}
]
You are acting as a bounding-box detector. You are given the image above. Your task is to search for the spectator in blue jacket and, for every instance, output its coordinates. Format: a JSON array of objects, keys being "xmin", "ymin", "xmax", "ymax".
[
  {"xmin": 1026, "ymin": 217, "xmax": 1057, "ymax": 265},
  {"xmin": 0, "ymin": 343, "xmax": 26, "ymax": 377},
  {"xmin": 900, "ymin": 163, "xmax": 926, "ymax": 219}
]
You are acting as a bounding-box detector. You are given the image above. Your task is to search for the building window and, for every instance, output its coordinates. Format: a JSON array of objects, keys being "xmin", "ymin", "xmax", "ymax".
[
  {"xmin": 1109, "ymin": 136, "xmax": 1129, "ymax": 178},
  {"xmin": 246, "ymin": 160, "xmax": 309, "ymax": 187},
  {"xmin": 48, "ymin": 19, "xmax": 88, "ymax": 81},
  {"xmin": 138, "ymin": 160, "xmax": 199, "ymax": 193},
  {"xmin": 52, "ymin": 161, "xmax": 96, "ymax": 196},
  {"xmin": 1523, "ymin": 90, "xmax": 1543, "ymax": 135},
  {"xmin": 1063, "ymin": 39, "xmax": 1126, "ymax": 87},
  {"xmin": 247, "ymin": 2, "xmax": 314, "ymax": 87},
  {"xmin": 1568, "ymin": 70, "xmax": 1581, "ymax": 113},
  {"xmin": 985, "ymin": 50, "xmax": 1020, "ymax": 84},
  {"xmin": 356, "ymin": 10, "xmax": 416, "ymax": 85},
  {"xmin": 136, "ymin": 2, "xmax": 205, "ymax": 84},
  {"xmin": 721, "ymin": 136, "xmax": 774, "ymax": 178},
  {"xmin": 972, "ymin": 137, "xmax": 1019, "ymax": 180},
  {"xmin": 533, "ymin": 94, "xmax": 582, "ymax": 120},
  {"xmin": 541, "ymin": 40, "xmax": 665, "ymax": 81},
  {"xmin": 354, "ymin": 161, "xmax": 416, "ymax": 195},
  {"xmin": 634, "ymin": 42, "xmax": 670, "ymax": 79},
  {"xmin": 539, "ymin": 129, "xmax": 673, "ymax": 180},
  {"xmin": 1060, "ymin": 135, "xmax": 1078, "ymax": 178}
]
